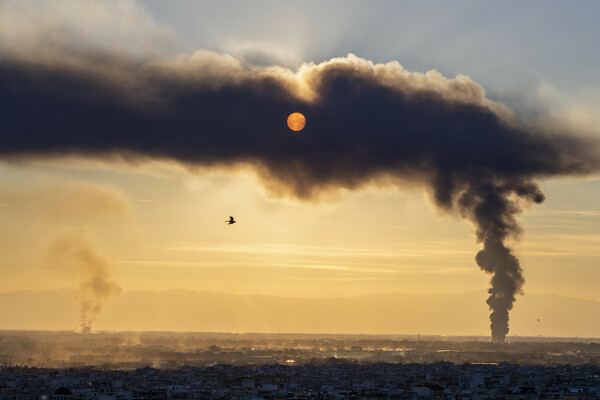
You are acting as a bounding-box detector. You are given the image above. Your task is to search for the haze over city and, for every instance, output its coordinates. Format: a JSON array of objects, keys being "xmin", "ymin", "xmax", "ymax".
[{"xmin": 1, "ymin": 0, "xmax": 600, "ymax": 345}]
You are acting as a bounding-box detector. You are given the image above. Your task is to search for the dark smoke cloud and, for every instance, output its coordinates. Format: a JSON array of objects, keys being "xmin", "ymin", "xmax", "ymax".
[{"xmin": 2, "ymin": 51, "xmax": 599, "ymax": 341}]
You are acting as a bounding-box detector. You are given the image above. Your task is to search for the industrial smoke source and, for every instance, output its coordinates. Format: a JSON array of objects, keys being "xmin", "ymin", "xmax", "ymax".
[
  {"xmin": 2, "ymin": 48, "xmax": 599, "ymax": 341},
  {"xmin": 47, "ymin": 233, "xmax": 121, "ymax": 333},
  {"xmin": 458, "ymin": 181, "xmax": 545, "ymax": 341}
]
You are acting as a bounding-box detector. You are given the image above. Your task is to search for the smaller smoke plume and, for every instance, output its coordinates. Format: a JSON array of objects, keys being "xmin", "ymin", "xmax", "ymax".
[{"xmin": 47, "ymin": 232, "xmax": 121, "ymax": 333}]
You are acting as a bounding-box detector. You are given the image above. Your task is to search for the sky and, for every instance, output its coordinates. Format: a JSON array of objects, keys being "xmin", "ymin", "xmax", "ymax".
[{"xmin": 1, "ymin": 0, "xmax": 599, "ymax": 337}]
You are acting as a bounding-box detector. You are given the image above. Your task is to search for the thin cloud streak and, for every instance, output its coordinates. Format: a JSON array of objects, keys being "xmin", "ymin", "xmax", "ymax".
[
  {"xmin": 528, "ymin": 209, "xmax": 600, "ymax": 217},
  {"xmin": 116, "ymin": 259, "xmax": 473, "ymax": 280},
  {"xmin": 152, "ymin": 242, "xmax": 475, "ymax": 258},
  {"xmin": 135, "ymin": 198, "xmax": 173, "ymax": 204}
]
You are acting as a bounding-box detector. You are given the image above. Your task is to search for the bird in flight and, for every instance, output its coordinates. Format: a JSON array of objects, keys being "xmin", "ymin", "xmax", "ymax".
[{"xmin": 226, "ymin": 216, "xmax": 236, "ymax": 225}]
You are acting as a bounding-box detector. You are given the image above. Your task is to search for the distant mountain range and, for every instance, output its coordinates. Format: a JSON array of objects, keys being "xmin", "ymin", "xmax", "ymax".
[{"xmin": 1, "ymin": 289, "xmax": 598, "ymax": 338}]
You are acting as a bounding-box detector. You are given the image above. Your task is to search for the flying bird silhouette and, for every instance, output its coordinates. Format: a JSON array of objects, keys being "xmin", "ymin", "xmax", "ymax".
[{"xmin": 226, "ymin": 216, "xmax": 236, "ymax": 225}]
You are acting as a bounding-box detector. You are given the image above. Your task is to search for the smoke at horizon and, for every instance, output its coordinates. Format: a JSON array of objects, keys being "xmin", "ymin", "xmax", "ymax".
[{"xmin": 47, "ymin": 232, "xmax": 122, "ymax": 333}]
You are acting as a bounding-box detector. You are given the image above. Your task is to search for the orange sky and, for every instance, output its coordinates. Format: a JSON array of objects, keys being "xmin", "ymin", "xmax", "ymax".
[
  {"xmin": 1, "ymin": 0, "xmax": 600, "ymax": 336},
  {"xmin": 1, "ymin": 159, "xmax": 599, "ymax": 303}
]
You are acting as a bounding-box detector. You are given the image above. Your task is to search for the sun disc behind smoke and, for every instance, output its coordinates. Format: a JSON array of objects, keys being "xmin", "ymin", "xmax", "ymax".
[{"xmin": 287, "ymin": 112, "xmax": 306, "ymax": 132}]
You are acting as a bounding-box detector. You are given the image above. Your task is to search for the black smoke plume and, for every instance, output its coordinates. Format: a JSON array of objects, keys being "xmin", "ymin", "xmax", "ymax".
[{"xmin": 1, "ymin": 51, "xmax": 598, "ymax": 342}]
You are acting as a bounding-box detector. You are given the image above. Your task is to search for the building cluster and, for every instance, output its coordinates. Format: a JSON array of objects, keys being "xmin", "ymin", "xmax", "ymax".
[
  {"xmin": 3, "ymin": 332, "xmax": 600, "ymax": 369},
  {"xmin": 2, "ymin": 362, "xmax": 600, "ymax": 400}
]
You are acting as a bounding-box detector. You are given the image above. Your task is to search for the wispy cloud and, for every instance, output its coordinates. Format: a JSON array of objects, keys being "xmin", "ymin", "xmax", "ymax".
[
  {"xmin": 135, "ymin": 198, "xmax": 172, "ymax": 204},
  {"xmin": 519, "ymin": 233, "xmax": 600, "ymax": 257},
  {"xmin": 529, "ymin": 209, "xmax": 600, "ymax": 217},
  {"xmin": 152, "ymin": 242, "xmax": 475, "ymax": 259},
  {"xmin": 524, "ymin": 223, "xmax": 588, "ymax": 230}
]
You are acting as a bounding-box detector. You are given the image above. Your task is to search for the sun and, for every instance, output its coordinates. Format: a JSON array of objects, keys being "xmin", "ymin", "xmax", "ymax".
[{"xmin": 287, "ymin": 112, "xmax": 306, "ymax": 132}]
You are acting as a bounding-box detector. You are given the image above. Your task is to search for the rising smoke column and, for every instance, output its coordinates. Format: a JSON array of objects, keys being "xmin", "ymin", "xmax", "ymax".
[
  {"xmin": 48, "ymin": 233, "xmax": 121, "ymax": 333},
  {"xmin": 457, "ymin": 180, "xmax": 545, "ymax": 342},
  {"xmin": 2, "ymin": 46, "xmax": 599, "ymax": 340}
]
